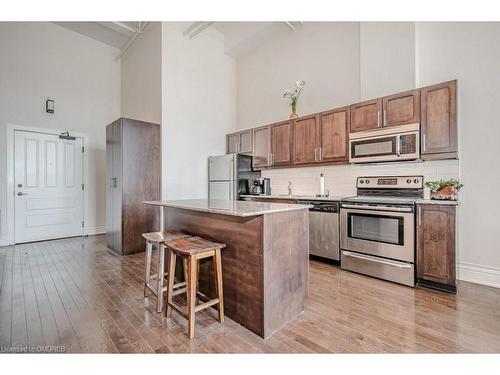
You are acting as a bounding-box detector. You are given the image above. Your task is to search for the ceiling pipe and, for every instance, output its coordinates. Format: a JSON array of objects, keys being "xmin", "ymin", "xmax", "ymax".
[
  {"xmin": 183, "ymin": 21, "xmax": 215, "ymax": 39},
  {"xmin": 183, "ymin": 22, "xmax": 204, "ymax": 36},
  {"xmin": 115, "ymin": 22, "xmax": 149, "ymax": 61}
]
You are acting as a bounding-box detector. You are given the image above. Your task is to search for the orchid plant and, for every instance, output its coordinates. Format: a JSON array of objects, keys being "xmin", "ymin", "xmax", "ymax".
[{"xmin": 283, "ymin": 80, "xmax": 305, "ymax": 117}]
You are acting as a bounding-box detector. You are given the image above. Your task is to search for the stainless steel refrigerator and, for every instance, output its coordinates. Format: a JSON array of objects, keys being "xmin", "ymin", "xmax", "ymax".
[{"xmin": 208, "ymin": 153, "xmax": 258, "ymax": 200}]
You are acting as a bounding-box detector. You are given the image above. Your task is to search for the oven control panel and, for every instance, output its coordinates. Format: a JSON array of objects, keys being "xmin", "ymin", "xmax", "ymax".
[{"xmin": 357, "ymin": 176, "xmax": 423, "ymax": 189}]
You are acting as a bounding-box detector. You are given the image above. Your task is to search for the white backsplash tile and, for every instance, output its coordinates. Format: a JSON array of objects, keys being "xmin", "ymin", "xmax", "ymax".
[{"xmin": 262, "ymin": 160, "xmax": 459, "ymax": 197}]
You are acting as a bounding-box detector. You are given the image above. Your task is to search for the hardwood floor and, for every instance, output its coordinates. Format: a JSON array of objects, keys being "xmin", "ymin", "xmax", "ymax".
[{"xmin": 1, "ymin": 235, "xmax": 499, "ymax": 353}]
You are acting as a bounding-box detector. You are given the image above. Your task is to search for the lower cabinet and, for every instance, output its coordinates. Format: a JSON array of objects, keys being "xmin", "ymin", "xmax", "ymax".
[{"xmin": 416, "ymin": 203, "xmax": 457, "ymax": 292}]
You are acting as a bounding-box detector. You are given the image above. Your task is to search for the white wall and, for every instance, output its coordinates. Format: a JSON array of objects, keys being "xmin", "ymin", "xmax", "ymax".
[
  {"xmin": 236, "ymin": 22, "xmax": 360, "ymax": 130},
  {"xmin": 360, "ymin": 22, "xmax": 415, "ymax": 100},
  {"xmin": 161, "ymin": 23, "xmax": 237, "ymax": 199},
  {"xmin": 0, "ymin": 22, "xmax": 121, "ymax": 243},
  {"xmin": 121, "ymin": 22, "xmax": 162, "ymax": 124},
  {"xmin": 416, "ymin": 22, "xmax": 500, "ymax": 287}
]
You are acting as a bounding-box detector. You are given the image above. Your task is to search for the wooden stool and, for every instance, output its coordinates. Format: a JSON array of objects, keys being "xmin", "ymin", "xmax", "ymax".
[
  {"xmin": 142, "ymin": 231, "xmax": 191, "ymax": 313},
  {"xmin": 165, "ymin": 236, "xmax": 226, "ymax": 339}
]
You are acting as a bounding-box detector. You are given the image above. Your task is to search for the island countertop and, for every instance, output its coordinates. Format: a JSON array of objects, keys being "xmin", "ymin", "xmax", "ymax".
[{"xmin": 143, "ymin": 199, "xmax": 311, "ymax": 217}]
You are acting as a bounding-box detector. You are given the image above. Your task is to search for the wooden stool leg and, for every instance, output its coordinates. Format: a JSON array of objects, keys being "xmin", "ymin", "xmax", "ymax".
[
  {"xmin": 156, "ymin": 243, "xmax": 166, "ymax": 313},
  {"xmin": 183, "ymin": 258, "xmax": 188, "ymax": 285},
  {"xmin": 144, "ymin": 240, "xmax": 152, "ymax": 297},
  {"xmin": 187, "ymin": 255, "xmax": 198, "ymax": 339},
  {"xmin": 165, "ymin": 249, "xmax": 176, "ymax": 318},
  {"xmin": 213, "ymin": 248, "xmax": 224, "ymax": 323}
]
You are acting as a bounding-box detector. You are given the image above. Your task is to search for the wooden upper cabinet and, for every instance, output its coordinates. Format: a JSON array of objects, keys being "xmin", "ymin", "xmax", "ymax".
[
  {"xmin": 271, "ymin": 120, "xmax": 293, "ymax": 166},
  {"xmin": 239, "ymin": 130, "xmax": 253, "ymax": 154},
  {"xmin": 382, "ymin": 89, "xmax": 420, "ymax": 127},
  {"xmin": 319, "ymin": 106, "xmax": 349, "ymax": 163},
  {"xmin": 252, "ymin": 125, "xmax": 271, "ymax": 169},
  {"xmin": 416, "ymin": 204, "xmax": 456, "ymax": 289},
  {"xmin": 350, "ymin": 98, "xmax": 382, "ymax": 133},
  {"xmin": 421, "ymin": 80, "xmax": 457, "ymax": 158},
  {"xmin": 293, "ymin": 114, "xmax": 319, "ymax": 165},
  {"xmin": 226, "ymin": 130, "xmax": 253, "ymax": 155},
  {"xmin": 226, "ymin": 133, "xmax": 239, "ymax": 154}
]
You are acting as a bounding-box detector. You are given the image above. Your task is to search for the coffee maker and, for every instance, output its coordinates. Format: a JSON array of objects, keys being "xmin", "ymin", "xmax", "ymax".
[{"xmin": 249, "ymin": 178, "xmax": 271, "ymax": 195}]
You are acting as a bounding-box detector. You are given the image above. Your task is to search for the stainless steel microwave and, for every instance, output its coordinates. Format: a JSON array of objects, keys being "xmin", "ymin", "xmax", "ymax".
[{"xmin": 349, "ymin": 123, "xmax": 420, "ymax": 163}]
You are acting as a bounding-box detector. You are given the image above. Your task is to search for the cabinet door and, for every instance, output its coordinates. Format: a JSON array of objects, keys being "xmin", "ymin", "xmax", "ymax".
[
  {"xmin": 350, "ymin": 98, "xmax": 382, "ymax": 133},
  {"xmin": 319, "ymin": 106, "xmax": 349, "ymax": 163},
  {"xmin": 271, "ymin": 120, "xmax": 293, "ymax": 166},
  {"xmin": 416, "ymin": 204, "xmax": 456, "ymax": 286},
  {"xmin": 421, "ymin": 80, "xmax": 457, "ymax": 158},
  {"xmin": 239, "ymin": 130, "xmax": 253, "ymax": 154},
  {"xmin": 226, "ymin": 133, "xmax": 239, "ymax": 154},
  {"xmin": 252, "ymin": 125, "xmax": 271, "ymax": 169},
  {"xmin": 293, "ymin": 114, "xmax": 319, "ymax": 165},
  {"xmin": 382, "ymin": 89, "xmax": 420, "ymax": 127}
]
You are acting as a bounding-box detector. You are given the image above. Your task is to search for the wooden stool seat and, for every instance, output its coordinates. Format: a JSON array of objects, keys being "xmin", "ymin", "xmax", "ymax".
[
  {"xmin": 142, "ymin": 230, "xmax": 190, "ymax": 243},
  {"xmin": 165, "ymin": 236, "xmax": 226, "ymax": 339},
  {"xmin": 167, "ymin": 236, "xmax": 226, "ymax": 256},
  {"xmin": 143, "ymin": 230, "xmax": 192, "ymax": 313}
]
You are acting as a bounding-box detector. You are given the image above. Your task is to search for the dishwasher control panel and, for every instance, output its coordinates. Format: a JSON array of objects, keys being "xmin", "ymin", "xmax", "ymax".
[{"xmin": 298, "ymin": 201, "xmax": 339, "ymax": 213}]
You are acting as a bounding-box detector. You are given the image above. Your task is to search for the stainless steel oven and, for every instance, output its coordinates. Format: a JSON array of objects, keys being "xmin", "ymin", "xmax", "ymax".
[
  {"xmin": 349, "ymin": 123, "xmax": 420, "ymax": 163},
  {"xmin": 339, "ymin": 175, "xmax": 423, "ymax": 287},
  {"xmin": 340, "ymin": 204, "xmax": 414, "ymax": 263}
]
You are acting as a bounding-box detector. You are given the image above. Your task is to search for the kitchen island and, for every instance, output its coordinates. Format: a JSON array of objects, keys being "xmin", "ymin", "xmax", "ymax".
[{"xmin": 144, "ymin": 199, "xmax": 310, "ymax": 338}]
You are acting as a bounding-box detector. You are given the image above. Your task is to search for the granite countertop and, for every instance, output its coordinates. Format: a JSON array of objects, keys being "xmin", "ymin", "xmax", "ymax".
[
  {"xmin": 415, "ymin": 199, "xmax": 459, "ymax": 206},
  {"xmin": 143, "ymin": 199, "xmax": 312, "ymax": 217},
  {"xmin": 240, "ymin": 194, "xmax": 345, "ymax": 202}
]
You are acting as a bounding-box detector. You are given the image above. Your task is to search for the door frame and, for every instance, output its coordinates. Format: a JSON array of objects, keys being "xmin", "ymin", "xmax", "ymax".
[{"xmin": 6, "ymin": 124, "xmax": 88, "ymax": 245}]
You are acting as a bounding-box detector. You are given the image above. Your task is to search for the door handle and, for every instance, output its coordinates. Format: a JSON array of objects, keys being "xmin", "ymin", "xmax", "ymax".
[
  {"xmin": 343, "ymin": 251, "xmax": 412, "ymax": 269},
  {"xmin": 17, "ymin": 192, "xmax": 28, "ymax": 196}
]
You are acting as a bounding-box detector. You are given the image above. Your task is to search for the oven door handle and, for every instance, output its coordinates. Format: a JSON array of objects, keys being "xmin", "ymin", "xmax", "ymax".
[
  {"xmin": 341, "ymin": 204, "xmax": 413, "ymax": 213},
  {"xmin": 342, "ymin": 251, "xmax": 413, "ymax": 269}
]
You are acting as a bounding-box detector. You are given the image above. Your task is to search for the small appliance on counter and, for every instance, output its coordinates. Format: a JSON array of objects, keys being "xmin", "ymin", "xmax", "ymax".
[
  {"xmin": 208, "ymin": 153, "xmax": 261, "ymax": 200},
  {"xmin": 249, "ymin": 177, "xmax": 271, "ymax": 196},
  {"xmin": 260, "ymin": 178, "xmax": 271, "ymax": 195},
  {"xmin": 250, "ymin": 180, "xmax": 263, "ymax": 195}
]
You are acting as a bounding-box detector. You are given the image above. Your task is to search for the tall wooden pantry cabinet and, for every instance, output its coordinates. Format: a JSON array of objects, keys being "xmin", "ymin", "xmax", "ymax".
[{"xmin": 106, "ymin": 118, "xmax": 161, "ymax": 255}]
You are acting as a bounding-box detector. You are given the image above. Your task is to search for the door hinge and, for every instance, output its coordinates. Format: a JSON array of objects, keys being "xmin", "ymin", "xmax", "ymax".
[
  {"xmin": 82, "ymin": 146, "xmax": 85, "ymax": 153},
  {"xmin": 82, "ymin": 183, "xmax": 84, "ymax": 190},
  {"xmin": 81, "ymin": 220, "xmax": 84, "ymax": 228}
]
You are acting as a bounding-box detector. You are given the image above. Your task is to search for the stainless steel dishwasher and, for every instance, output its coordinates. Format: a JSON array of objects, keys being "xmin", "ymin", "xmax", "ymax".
[{"xmin": 298, "ymin": 200, "xmax": 340, "ymax": 261}]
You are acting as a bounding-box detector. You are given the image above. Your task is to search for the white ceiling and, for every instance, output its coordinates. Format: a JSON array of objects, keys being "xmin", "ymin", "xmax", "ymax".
[
  {"xmin": 53, "ymin": 22, "xmax": 141, "ymax": 49},
  {"xmin": 54, "ymin": 21, "xmax": 302, "ymax": 58}
]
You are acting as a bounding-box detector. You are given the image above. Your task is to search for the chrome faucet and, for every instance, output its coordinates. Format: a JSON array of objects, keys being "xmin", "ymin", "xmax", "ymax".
[{"xmin": 288, "ymin": 181, "xmax": 293, "ymax": 196}]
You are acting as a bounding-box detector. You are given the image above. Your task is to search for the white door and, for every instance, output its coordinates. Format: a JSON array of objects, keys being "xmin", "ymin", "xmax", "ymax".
[{"xmin": 14, "ymin": 130, "xmax": 84, "ymax": 243}]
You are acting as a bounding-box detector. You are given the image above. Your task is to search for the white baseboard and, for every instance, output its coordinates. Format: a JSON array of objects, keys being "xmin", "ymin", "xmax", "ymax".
[
  {"xmin": 457, "ymin": 262, "xmax": 500, "ymax": 289},
  {"xmin": 85, "ymin": 225, "xmax": 106, "ymax": 236}
]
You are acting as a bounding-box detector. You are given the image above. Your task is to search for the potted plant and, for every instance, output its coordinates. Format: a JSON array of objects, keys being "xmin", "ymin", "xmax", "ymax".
[
  {"xmin": 283, "ymin": 80, "xmax": 305, "ymax": 119},
  {"xmin": 425, "ymin": 179, "xmax": 464, "ymax": 201}
]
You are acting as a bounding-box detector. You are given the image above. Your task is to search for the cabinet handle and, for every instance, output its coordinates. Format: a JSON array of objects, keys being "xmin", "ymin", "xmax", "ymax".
[
  {"xmin": 267, "ymin": 153, "xmax": 271, "ymax": 165},
  {"xmin": 383, "ymin": 109, "xmax": 387, "ymax": 126},
  {"xmin": 422, "ymin": 134, "xmax": 426, "ymax": 152},
  {"xmin": 377, "ymin": 110, "xmax": 381, "ymax": 127},
  {"xmin": 418, "ymin": 207, "xmax": 422, "ymax": 227},
  {"xmin": 319, "ymin": 147, "xmax": 323, "ymax": 160},
  {"xmin": 314, "ymin": 147, "xmax": 318, "ymax": 161},
  {"xmin": 270, "ymin": 153, "xmax": 274, "ymax": 165}
]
